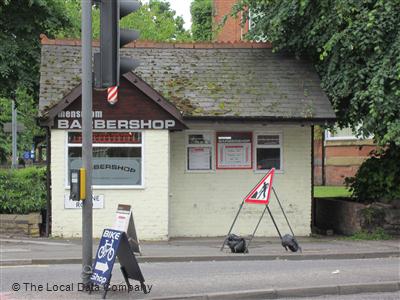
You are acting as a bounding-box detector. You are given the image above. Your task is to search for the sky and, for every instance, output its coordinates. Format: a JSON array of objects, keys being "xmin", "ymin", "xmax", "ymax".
[
  {"xmin": 143, "ymin": 0, "xmax": 192, "ymax": 30},
  {"xmin": 168, "ymin": 0, "xmax": 192, "ymax": 30}
]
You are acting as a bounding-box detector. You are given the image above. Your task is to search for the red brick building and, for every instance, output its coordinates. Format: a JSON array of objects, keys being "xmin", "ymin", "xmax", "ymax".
[
  {"xmin": 213, "ymin": 0, "xmax": 249, "ymax": 42},
  {"xmin": 314, "ymin": 129, "xmax": 376, "ymax": 186}
]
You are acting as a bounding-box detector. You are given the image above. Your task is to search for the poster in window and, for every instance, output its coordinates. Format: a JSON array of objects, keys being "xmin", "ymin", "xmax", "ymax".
[
  {"xmin": 70, "ymin": 157, "xmax": 141, "ymax": 185},
  {"xmin": 217, "ymin": 143, "xmax": 251, "ymax": 168},
  {"xmin": 217, "ymin": 132, "xmax": 252, "ymax": 169},
  {"xmin": 188, "ymin": 147, "xmax": 211, "ymax": 170}
]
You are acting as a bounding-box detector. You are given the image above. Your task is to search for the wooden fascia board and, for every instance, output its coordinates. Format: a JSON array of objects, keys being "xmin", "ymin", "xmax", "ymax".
[
  {"xmin": 39, "ymin": 73, "xmax": 188, "ymax": 129},
  {"xmin": 123, "ymin": 72, "xmax": 187, "ymax": 128},
  {"xmin": 39, "ymin": 84, "xmax": 82, "ymax": 126}
]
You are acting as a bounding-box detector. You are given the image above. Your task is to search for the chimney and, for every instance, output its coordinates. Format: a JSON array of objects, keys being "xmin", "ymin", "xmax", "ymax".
[{"xmin": 213, "ymin": 0, "xmax": 249, "ymax": 42}]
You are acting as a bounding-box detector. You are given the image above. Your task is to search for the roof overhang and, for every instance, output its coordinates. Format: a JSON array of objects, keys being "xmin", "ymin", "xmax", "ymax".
[
  {"xmin": 39, "ymin": 72, "xmax": 187, "ymax": 129},
  {"xmin": 182, "ymin": 115, "xmax": 337, "ymax": 125}
]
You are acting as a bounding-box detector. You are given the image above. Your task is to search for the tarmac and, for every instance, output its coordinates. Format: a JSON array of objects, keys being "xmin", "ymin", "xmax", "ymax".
[{"xmin": 1, "ymin": 235, "xmax": 399, "ymax": 299}]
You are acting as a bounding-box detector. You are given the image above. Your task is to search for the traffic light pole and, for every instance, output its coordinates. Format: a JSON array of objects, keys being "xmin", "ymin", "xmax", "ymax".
[{"xmin": 81, "ymin": 0, "xmax": 93, "ymax": 286}]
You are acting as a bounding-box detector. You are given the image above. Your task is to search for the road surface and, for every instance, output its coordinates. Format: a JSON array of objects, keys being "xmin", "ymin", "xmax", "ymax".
[{"xmin": 1, "ymin": 257, "xmax": 399, "ymax": 299}]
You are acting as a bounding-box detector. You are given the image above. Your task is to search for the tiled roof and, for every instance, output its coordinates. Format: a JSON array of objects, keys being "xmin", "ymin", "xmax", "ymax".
[{"xmin": 39, "ymin": 36, "xmax": 335, "ymax": 121}]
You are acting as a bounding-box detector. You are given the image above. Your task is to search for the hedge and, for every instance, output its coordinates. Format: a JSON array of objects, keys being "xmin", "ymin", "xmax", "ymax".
[
  {"xmin": 345, "ymin": 145, "xmax": 400, "ymax": 204},
  {"xmin": 0, "ymin": 167, "xmax": 46, "ymax": 214}
]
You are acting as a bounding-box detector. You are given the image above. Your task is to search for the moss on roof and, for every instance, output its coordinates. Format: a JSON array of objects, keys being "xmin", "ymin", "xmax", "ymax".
[{"xmin": 39, "ymin": 44, "xmax": 335, "ymax": 120}]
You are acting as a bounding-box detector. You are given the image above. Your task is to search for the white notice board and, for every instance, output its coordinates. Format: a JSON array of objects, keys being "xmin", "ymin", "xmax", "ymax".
[
  {"xmin": 188, "ymin": 147, "xmax": 211, "ymax": 170},
  {"xmin": 217, "ymin": 143, "xmax": 251, "ymax": 169},
  {"xmin": 64, "ymin": 194, "xmax": 104, "ymax": 209}
]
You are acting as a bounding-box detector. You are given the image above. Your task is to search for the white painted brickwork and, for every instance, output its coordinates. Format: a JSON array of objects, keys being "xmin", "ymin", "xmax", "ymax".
[
  {"xmin": 51, "ymin": 124, "xmax": 311, "ymax": 239},
  {"xmin": 169, "ymin": 124, "xmax": 312, "ymax": 237},
  {"xmin": 51, "ymin": 130, "xmax": 169, "ymax": 240}
]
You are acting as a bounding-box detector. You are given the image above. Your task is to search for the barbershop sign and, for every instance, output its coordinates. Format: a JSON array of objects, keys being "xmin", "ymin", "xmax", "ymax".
[{"xmin": 56, "ymin": 110, "xmax": 176, "ymax": 130}]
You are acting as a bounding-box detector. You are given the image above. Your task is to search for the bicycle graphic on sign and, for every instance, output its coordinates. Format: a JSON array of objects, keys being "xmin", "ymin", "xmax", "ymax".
[{"xmin": 98, "ymin": 239, "xmax": 115, "ymax": 261}]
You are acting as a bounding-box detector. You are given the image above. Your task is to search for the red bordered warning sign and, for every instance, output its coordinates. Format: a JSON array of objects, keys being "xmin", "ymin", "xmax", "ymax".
[{"xmin": 244, "ymin": 168, "xmax": 275, "ymax": 205}]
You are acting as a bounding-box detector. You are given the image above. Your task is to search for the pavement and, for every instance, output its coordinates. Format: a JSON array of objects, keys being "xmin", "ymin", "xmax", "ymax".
[
  {"xmin": 1, "ymin": 235, "xmax": 399, "ymax": 299},
  {"xmin": 0, "ymin": 234, "xmax": 399, "ymax": 265},
  {"xmin": 0, "ymin": 235, "xmax": 400, "ymax": 266}
]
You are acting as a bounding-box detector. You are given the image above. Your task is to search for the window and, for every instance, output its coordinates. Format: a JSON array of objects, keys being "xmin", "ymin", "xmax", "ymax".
[
  {"xmin": 255, "ymin": 134, "xmax": 282, "ymax": 171},
  {"xmin": 186, "ymin": 132, "xmax": 213, "ymax": 171},
  {"xmin": 67, "ymin": 132, "xmax": 143, "ymax": 187},
  {"xmin": 217, "ymin": 132, "xmax": 252, "ymax": 169},
  {"xmin": 325, "ymin": 127, "xmax": 357, "ymax": 141},
  {"xmin": 325, "ymin": 124, "xmax": 373, "ymax": 141}
]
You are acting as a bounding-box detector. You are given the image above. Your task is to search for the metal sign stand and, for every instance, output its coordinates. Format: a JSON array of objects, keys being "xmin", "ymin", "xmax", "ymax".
[
  {"xmin": 220, "ymin": 201, "xmax": 244, "ymax": 251},
  {"xmin": 244, "ymin": 204, "xmax": 269, "ymax": 252},
  {"xmin": 221, "ymin": 186, "xmax": 301, "ymax": 253},
  {"xmin": 272, "ymin": 188, "xmax": 297, "ymax": 239}
]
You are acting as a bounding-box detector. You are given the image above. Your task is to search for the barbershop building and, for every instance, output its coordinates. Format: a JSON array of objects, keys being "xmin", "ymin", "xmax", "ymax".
[{"xmin": 39, "ymin": 36, "xmax": 335, "ymax": 240}]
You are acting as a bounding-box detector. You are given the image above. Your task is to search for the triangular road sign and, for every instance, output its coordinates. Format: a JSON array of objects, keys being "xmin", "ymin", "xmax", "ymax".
[{"xmin": 245, "ymin": 168, "xmax": 275, "ymax": 204}]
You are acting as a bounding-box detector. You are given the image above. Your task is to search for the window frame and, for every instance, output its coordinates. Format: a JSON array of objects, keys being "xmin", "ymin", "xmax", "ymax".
[
  {"xmin": 216, "ymin": 131, "xmax": 253, "ymax": 170},
  {"xmin": 253, "ymin": 132, "xmax": 283, "ymax": 173},
  {"xmin": 185, "ymin": 131, "xmax": 215, "ymax": 173},
  {"xmin": 65, "ymin": 130, "xmax": 145, "ymax": 189}
]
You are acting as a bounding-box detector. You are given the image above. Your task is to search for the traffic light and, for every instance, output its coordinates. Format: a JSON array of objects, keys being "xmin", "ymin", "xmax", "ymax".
[{"xmin": 94, "ymin": 0, "xmax": 141, "ymax": 89}]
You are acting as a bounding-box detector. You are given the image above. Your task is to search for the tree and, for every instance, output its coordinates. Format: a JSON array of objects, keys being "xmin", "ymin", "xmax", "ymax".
[
  {"xmin": 191, "ymin": 0, "xmax": 213, "ymax": 41},
  {"xmin": 233, "ymin": 0, "xmax": 400, "ymax": 146},
  {"xmin": 118, "ymin": 0, "xmax": 191, "ymax": 41},
  {"xmin": 0, "ymin": 0, "xmax": 73, "ymax": 163},
  {"xmin": 0, "ymin": 0, "xmax": 73, "ymax": 100},
  {"xmin": 0, "ymin": 0, "xmax": 191, "ymax": 163},
  {"xmin": 59, "ymin": 0, "xmax": 191, "ymax": 42},
  {"xmin": 0, "ymin": 89, "xmax": 43, "ymax": 163}
]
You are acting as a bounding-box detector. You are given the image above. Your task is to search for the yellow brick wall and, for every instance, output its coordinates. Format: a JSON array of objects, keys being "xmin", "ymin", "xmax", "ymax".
[
  {"xmin": 169, "ymin": 123, "xmax": 312, "ymax": 237},
  {"xmin": 50, "ymin": 129, "xmax": 170, "ymax": 240}
]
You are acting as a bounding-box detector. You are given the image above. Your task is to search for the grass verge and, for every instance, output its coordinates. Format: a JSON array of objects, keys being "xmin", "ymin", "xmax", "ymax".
[{"xmin": 314, "ymin": 186, "xmax": 351, "ymax": 198}]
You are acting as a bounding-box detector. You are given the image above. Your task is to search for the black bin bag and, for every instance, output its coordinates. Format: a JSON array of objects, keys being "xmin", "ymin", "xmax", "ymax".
[
  {"xmin": 226, "ymin": 234, "xmax": 246, "ymax": 253},
  {"xmin": 281, "ymin": 234, "xmax": 300, "ymax": 252}
]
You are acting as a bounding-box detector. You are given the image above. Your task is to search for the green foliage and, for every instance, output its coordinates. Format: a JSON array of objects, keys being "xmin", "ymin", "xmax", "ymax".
[
  {"xmin": 313, "ymin": 186, "xmax": 351, "ymax": 198},
  {"xmin": 0, "ymin": 167, "xmax": 47, "ymax": 214},
  {"xmin": 1, "ymin": 0, "xmax": 190, "ymax": 164},
  {"xmin": 233, "ymin": 0, "xmax": 400, "ymax": 146},
  {"xmin": 191, "ymin": 0, "xmax": 212, "ymax": 41},
  {"xmin": 344, "ymin": 228, "xmax": 391, "ymax": 240},
  {"xmin": 0, "ymin": 0, "xmax": 73, "ymax": 100},
  {"xmin": 360, "ymin": 206, "xmax": 386, "ymax": 230},
  {"xmin": 0, "ymin": 89, "xmax": 44, "ymax": 164},
  {"xmin": 345, "ymin": 145, "xmax": 400, "ymax": 203},
  {"xmin": 0, "ymin": 0, "xmax": 72, "ymax": 164},
  {"xmin": 59, "ymin": 0, "xmax": 191, "ymax": 42},
  {"xmin": 120, "ymin": 0, "xmax": 191, "ymax": 42}
]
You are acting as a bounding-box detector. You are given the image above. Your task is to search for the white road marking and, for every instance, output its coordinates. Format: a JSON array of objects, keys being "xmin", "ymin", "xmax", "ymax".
[
  {"xmin": 0, "ymin": 265, "xmax": 49, "ymax": 269},
  {"xmin": 0, "ymin": 239, "xmax": 71, "ymax": 246},
  {"xmin": 0, "ymin": 248, "xmax": 30, "ymax": 253}
]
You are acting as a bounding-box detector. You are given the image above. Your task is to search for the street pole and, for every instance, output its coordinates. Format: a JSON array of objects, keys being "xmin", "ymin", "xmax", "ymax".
[
  {"xmin": 11, "ymin": 100, "xmax": 17, "ymax": 169},
  {"xmin": 81, "ymin": 0, "xmax": 93, "ymax": 286}
]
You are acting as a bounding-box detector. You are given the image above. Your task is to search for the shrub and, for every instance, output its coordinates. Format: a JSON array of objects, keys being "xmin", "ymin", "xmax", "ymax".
[
  {"xmin": 345, "ymin": 228, "xmax": 392, "ymax": 241},
  {"xmin": 345, "ymin": 144, "xmax": 400, "ymax": 204},
  {"xmin": 0, "ymin": 167, "xmax": 46, "ymax": 214}
]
